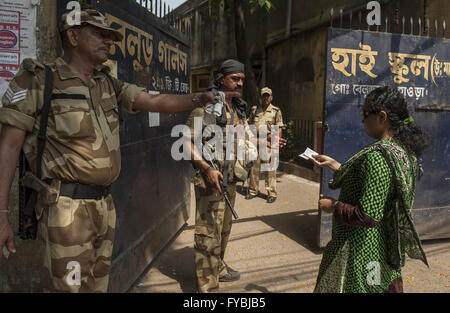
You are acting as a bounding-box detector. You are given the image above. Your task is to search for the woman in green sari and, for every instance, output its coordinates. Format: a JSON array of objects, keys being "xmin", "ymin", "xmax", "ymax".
[{"xmin": 312, "ymin": 86, "xmax": 429, "ymax": 293}]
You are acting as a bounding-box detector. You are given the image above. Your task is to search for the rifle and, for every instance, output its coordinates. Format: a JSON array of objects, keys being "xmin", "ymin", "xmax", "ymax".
[
  {"xmin": 18, "ymin": 65, "xmax": 53, "ymax": 240},
  {"xmin": 203, "ymin": 150, "xmax": 239, "ymax": 220}
]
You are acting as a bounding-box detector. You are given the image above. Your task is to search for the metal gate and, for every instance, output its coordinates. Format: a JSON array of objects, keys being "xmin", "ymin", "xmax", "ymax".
[
  {"xmin": 58, "ymin": 0, "xmax": 192, "ymax": 292},
  {"xmin": 319, "ymin": 20, "xmax": 450, "ymax": 247}
]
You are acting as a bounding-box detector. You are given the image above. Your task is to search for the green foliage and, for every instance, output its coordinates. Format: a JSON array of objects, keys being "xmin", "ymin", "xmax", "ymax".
[
  {"xmin": 248, "ymin": 0, "xmax": 274, "ymax": 13},
  {"xmin": 282, "ymin": 120, "xmax": 295, "ymax": 150},
  {"xmin": 208, "ymin": 0, "xmax": 274, "ymax": 18},
  {"xmin": 280, "ymin": 120, "xmax": 297, "ymax": 162},
  {"xmin": 208, "ymin": 0, "xmax": 224, "ymax": 19}
]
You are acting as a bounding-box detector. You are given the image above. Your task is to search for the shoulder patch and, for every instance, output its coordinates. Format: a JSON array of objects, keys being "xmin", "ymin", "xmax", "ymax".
[
  {"xmin": 272, "ymin": 106, "xmax": 280, "ymax": 111},
  {"xmin": 5, "ymin": 87, "xmax": 28, "ymax": 104},
  {"xmin": 22, "ymin": 58, "xmax": 45, "ymax": 73}
]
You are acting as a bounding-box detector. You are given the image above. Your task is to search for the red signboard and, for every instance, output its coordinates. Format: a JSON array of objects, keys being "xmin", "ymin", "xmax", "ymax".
[
  {"xmin": 0, "ymin": 30, "xmax": 18, "ymax": 49},
  {"xmin": 0, "ymin": 10, "xmax": 20, "ymax": 51},
  {"xmin": 0, "ymin": 9, "xmax": 20, "ymax": 83}
]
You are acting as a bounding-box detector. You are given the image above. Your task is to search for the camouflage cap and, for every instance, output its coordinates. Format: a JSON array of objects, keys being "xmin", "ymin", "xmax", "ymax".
[
  {"xmin": 60, "ymin": 9, "xmax": 123, "ymax": 42},
  {"xmin": 261, "ymin": 87, "xmax": 272, "ymax": 96}
]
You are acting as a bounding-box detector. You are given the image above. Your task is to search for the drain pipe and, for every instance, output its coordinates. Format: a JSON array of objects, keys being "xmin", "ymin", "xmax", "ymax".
[
  {"xmin": 262, "ymin": 47, "xmax": 267, "ymax": 87},
  {"xmin": 285, "ymin": 0, "xmax": 293, "ymax": 38}
]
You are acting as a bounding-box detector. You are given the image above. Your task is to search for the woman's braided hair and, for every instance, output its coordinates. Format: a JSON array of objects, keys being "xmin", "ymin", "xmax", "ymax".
[{"xmin": 364, "ymin": 86, "xmax": 429, "ymax": 157}]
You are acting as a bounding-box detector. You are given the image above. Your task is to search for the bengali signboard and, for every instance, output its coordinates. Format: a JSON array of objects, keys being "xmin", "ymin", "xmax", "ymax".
[
  {"xmin": 319, "ymin": 28, "xmax": 450, "ymax": 247},
  {"xmin": 93, "ymin": 0, "xmax": 192, "ymax": 292},
  {"xmin": 105, "ymin": 12, "xmax": 190, "ymax": 95},
  {"xmin": 326, "ymin": 30, "xmax": 449, "ymax": 108}
]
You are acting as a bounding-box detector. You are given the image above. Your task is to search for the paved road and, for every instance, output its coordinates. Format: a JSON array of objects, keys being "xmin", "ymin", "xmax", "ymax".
[{"xmin": 130, "ymin": 173, "xmax": 450, "ymax": 293}]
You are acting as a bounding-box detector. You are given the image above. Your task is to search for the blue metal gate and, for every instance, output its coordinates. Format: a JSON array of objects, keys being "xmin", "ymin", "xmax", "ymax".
[{"xmin": 319, "ymin": 26, "xmax": 450, "ymax": 247}]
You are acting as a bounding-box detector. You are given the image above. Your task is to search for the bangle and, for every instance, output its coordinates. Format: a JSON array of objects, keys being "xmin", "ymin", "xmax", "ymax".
[{"xmin": 331, "ymin": 200, "xmax": 339, "ymax": 210}]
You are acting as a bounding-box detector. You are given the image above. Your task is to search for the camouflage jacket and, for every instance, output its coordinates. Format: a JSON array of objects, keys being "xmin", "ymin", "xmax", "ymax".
[
  {"xmin": 0, "ymin": 57, "xmax": 145, "ymax": 186},
  {"xmin": 186, "ymin": 104, "xmax": 249, "ymax": 186}
]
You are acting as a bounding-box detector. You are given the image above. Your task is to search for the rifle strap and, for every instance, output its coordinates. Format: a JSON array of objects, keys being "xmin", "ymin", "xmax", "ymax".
[
  {"xmin": 23, "ymin": 65, "xmax": 53, "ymax": 216},
  {"xmin": 36, "ymin": 65, "xmax": 53, "ymax": 178},
  {"xmin": 222, "ymin": 109, "xmax": 235, "ymax": 192},
  {"xmin": 103, "ymin": 71, "xmax": 117, "ymax": 95},
  {"xmin": 103, "ymin": 71, "xmax": 123, "ymax": 121}
]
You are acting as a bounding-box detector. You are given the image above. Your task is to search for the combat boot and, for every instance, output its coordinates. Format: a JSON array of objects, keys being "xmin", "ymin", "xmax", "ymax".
[{"xmin": 219, "ymin": 263, "xmax": 240, "ymax": 282}]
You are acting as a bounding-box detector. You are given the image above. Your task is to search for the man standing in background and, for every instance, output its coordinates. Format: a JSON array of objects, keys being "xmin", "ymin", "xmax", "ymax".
[
  {"xmin": 247, "ymin": 87, "xmax": 283, "ymax": 203},
  {"xmin": 186, "ymin": 59, "xmax": 248, "ymax": 293}
]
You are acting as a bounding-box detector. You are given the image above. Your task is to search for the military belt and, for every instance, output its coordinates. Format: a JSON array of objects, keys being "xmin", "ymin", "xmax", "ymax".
[{"xmin": 56, "ymin": 181, "xmax": 112, "ymax": 200}]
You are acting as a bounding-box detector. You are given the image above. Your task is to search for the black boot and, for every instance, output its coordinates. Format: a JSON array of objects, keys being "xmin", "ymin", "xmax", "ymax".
[
  {"xmin": 267, "ymin": 196, "xmax": 277, "ymax": 203},
  {"xmin": 219, "ymin": 263, "xmax": 241, "ymax": 282}
]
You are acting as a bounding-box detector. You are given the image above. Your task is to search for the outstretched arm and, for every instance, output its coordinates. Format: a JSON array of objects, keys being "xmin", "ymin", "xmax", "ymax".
[
  {"xmin": 133, "ymin": 91, "xmax": 240, "ymax": 113},
  {"xmin": 312, "ymin": 154, "xmax": 341, "ymax": 172}
]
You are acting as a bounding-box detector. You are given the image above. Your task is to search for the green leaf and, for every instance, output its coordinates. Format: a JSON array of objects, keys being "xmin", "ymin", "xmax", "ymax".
[
  {"xmin": 245, "ymin": 0, "xmax": 274, "ymax": 13},
  {"xmin": 209, "ymin": 0, "xmax": 274, "ymax": 14}
]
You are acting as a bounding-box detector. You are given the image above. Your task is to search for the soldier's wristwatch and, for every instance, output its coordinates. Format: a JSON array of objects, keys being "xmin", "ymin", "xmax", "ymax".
[{"xmin": 192, "ymin": 93, "xmax": 201, "ymax": 107}]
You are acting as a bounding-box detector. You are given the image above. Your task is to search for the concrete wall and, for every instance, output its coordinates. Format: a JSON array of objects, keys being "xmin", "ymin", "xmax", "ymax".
[
  {"xmin": 36, "ymin": 0, "xmax": 60, "ymax": 62},
  {"xmin": 265, "ymin": 28, "xmax": 327, "ymax": 122},
  {"xmin": 190, "ymin": 1, "xmax": 236, "ymax": 71},
  {"xmin": 182, "ymin": 0, "xmax": 449, "ymax": 95},
  {"xmin": 426, "ymin": 0, "xmax": 450, "ymax": 38},
  {"xmin": 175, "ymin": 0, "xmax": 449, "ymax": 181}
]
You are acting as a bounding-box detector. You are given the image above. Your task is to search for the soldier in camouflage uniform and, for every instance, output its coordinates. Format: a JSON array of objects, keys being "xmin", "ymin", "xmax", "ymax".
[
  {"xmin": 0, "ymin": 8, "xmax": 231, "ymax": 292},
  {"xmin": 247, "ymin": 87, "xmax": 283, "ymax": 203},
  {"xmin": 186, "ymin": 59, "xmax": 249, "ymax": 293}
]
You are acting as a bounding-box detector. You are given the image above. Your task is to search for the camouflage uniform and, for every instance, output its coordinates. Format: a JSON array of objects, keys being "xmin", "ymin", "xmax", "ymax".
[
  {"xmin": 0, "ymin": 57, "xmax": 145, "ymax": 292},
  {"xmin": 186, "ymin": 106, "xmax": 246, "ymax": 293},
  {"xmin": 248, "ymin": 103, "xmax": 283, "ymax": 198}
]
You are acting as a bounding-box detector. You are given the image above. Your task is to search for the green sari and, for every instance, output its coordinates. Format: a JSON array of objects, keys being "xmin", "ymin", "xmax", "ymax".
[{"xmin": 314, "ymin": 139, "xmax": 428, "ymax": 293}]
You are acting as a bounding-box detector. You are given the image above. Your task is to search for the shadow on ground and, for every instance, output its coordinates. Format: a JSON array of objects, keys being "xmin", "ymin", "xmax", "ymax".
[
  {"xmin": 184, "ymin": 210, "xmax": 323, "ymax": 255},
  {"xmin": 133, "ymin": 245, "xmax": 197, "ymax": 293},
  {"xmin": 146, "ymin": 209, "xmax": 323, "ymax": 292},
  {"xmin": 259, "ymin": 210, "xmax": 324, "ymax": 255}
]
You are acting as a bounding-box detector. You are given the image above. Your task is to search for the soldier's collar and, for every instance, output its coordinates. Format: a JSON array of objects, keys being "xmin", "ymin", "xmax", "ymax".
[
  {"xmin": 94, "ymin": 64, "xmax": 110, "ymax": 79},
  {"xmin": 55, "ymin": 57, "xmax": 107, "ymax": 81},
  {"xmin": 261, "ymin": 103, "xmax": 273, "ymax": 112},
  {"xmin": 55, "ymin": 57, "xmax": 76, "ymax": 80}
]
